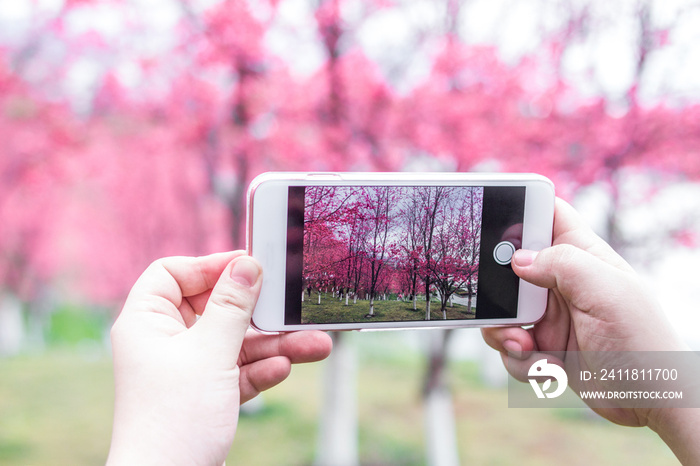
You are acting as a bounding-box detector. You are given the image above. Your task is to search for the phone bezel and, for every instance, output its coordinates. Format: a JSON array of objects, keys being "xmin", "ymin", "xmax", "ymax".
[{"xmin": 247, "ymin": 172, "xmax": 554, "ymax": 333}]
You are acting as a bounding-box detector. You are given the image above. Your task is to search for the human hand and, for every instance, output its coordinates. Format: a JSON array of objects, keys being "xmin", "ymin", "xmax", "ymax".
[
  {"xmin": 107, "ymin": 251, "xmax": 333, "ymax": 466},
  {"xmin": 481, "ymin": 198, "xmax": 688, "ymax": 428}
]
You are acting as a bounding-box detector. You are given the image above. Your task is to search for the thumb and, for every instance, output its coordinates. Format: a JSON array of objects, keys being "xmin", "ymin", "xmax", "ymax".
[
  {"xmin": 511, "ymin": 245, "xmax": 635, "ymax": 315},
  {"xmin": 192, "ymin": 256, "xmax": 263, "ymax": 355}
]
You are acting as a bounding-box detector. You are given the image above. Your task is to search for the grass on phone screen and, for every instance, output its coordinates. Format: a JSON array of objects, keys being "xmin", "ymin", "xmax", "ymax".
[{"xmin": 300, "ymin": 291, "xmax": 475, "ymax": 324}]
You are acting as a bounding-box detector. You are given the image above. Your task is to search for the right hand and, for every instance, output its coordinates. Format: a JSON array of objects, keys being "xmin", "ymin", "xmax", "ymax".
[{"xmin": 481, "ymin": 198, "xmax": 688, "ymax": 429}]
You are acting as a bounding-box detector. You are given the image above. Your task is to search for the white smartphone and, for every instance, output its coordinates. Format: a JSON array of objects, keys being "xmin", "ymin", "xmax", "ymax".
[{"xmin": 247, "ymin": 172, "xmax": 554, "ymax": 333}]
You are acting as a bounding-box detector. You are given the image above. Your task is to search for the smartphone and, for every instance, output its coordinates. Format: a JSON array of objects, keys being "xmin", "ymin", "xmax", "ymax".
[{"xmin": 247, "ymin": 172, "xmax": 554, "ymax": 332}]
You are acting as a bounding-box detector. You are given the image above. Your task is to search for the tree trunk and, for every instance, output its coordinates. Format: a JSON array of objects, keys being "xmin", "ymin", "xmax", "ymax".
[
  {"xmin": 0, "ymin": 292, "xmax": 24, "ymax": 356},
  {"xmin": 423, "ymin": 329, "xmax": 459, "ymax": 466},
  {"xmin": 424, "ymin": 385, "xmax": 460, "ymax": 466},
  {"xmin": 315, "ymin": 332, "xmax": 359, "ymax": 466}
]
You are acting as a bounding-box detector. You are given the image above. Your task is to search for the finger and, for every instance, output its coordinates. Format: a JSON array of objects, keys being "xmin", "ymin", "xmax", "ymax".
[
  {"xmin": 512, "ymin": 244, "xmax": 635, "ymax": 316},
  {"xmin": 179, "ymin": 297, "xmax": 198, "ymax": 327},
  {"xmin": 184, "ymin": 290, "xmax": 213, "ymax": 316},
  {"xmin": 551, "ymin": 198, "xmax": 632, "ymax": 272},
  {"xmin": 529, "ymin": 288, "xmax": 572, "ymax": 353},
  {"xmin": 239, "ymin": 356, "xmax": 292, "ymax": 404},
  {"xmin": 481, "ymin": 327, "xmax": 535, "ymax": 359},
  {"xmin": 551, "ymin": 198, "xmax": 590, "ymax": 240},
  {"xmin": 125, "ymin": 251, "xmax": 244, "ymax": 311},
  {"xmin": 501, "ymin": 350, "xmax": 566, "ymax": 383},
  {"xmin": 482, "ymin": 288, "xmax": 572, "ymax": 359},
  {"xmin": 190, "ymin": 256, "xmax": 263, "ymax": 357},
  {"xmin": 239, "ymin": 330, "xmax": 333, "ymax": 365}
]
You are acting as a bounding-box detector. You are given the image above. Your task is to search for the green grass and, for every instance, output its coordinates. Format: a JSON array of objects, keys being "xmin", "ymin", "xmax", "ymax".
[
  {"xmin": 0, "ymin": 336, "xmax": 679, "ymax": 465},
  {"xmin": 302, "ymin": 292, "xmax": 475, "ymax": 324},
  {"xmin": 0, "ymin": 350, "xmax": 114, "ymax": 465},
  {"xmin": 46, "ymin": 305, "xmax": 109, "ymax": 346}
]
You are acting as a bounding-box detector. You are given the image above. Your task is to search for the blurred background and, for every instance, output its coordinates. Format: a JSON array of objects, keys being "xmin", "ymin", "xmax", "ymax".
[{"xmin": 1, "ymin": 0, "xmax": 699, "ymax": 464}]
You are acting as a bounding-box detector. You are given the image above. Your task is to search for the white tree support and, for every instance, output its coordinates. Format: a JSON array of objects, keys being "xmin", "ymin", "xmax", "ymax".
[{"xmin": 314, "ymin": 332, "xmax": 359, "ymax": 466}]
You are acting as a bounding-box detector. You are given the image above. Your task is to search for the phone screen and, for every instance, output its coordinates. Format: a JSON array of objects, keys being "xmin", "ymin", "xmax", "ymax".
[{"xmin": 284, "ymin": 185, "xmax": 525, "ymax": 325}]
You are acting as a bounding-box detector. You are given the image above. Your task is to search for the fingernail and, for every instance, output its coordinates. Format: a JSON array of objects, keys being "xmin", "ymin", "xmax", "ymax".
[
  {"xmin": 230, "ymin": 257, "xmax": 260, "ymax": 287},
  {"xmin": 513, "ymin": 249, "xmax": 537, "ymax": 268},
  {"xmin": 503, "ymin": 339, "xmax": 523, "ymax": 359}
]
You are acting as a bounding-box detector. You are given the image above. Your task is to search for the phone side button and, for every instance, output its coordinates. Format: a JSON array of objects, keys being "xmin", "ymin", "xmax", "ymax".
[{"xmin": 493, "ymin": 241, "xmax": 515, "ymax": 266}]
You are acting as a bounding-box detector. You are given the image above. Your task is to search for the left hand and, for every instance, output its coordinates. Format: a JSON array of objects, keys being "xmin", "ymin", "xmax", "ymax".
[{"xmin": 107, "ymin": 251, "xmax": 332, "ymax": 466}]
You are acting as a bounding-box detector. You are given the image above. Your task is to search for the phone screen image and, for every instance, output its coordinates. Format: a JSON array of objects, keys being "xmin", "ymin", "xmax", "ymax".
[{"xmin": 283, "ymin": 185, "xmax": 526, "ymax": 326}]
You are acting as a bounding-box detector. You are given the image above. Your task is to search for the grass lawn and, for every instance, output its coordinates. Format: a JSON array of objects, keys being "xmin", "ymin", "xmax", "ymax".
[
  {"xmin": 0, "ymin": 349, "xmax": 114, "ymax": 465},
  {"xmin": 0, "ymin": 336, "xmax": 679, "ymax": 465},
  {"xmin": 302, "ymin": 292, "xmax": 475, "ymax": 324}
]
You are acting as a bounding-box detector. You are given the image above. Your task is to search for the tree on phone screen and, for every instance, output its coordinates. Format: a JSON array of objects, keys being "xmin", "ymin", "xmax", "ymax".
[
  {"xmin": 303, "ymin": 186, "xmax": 353, "ymax": 301},
  {"xmin": 397, "ymin": 191, "xmax": 425, "ymax": 311},
  {"xmin": 431, "ymin": 187, "xmax": 483, "ymax": 318},
  {"xmin": 415, "ymin": 186, "xmax": 447, "ymax": 320},
  {"xmin": 357, "ymin": 186, "xmax": 396, "ymax": 316}
]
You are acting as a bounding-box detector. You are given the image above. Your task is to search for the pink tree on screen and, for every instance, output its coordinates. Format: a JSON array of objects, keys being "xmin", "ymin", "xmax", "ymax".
[
  {"xmin": 304, "ymin": 185, "xmax": 399, "ymax": 314},
  {"xmin": 394, "ymin": 191, "xmax": 428, "ymax": 311},
  {"xmin": 429, "ymin": 187, "xmax": 483, "ymax": 317},
  {"xmin": 303, "ymin": 185, "xmax": 357, "ymax": 300},
  {"xmin": 414, "ymin": 186, "xmax": 450, "ymax": 320},
  {"xmin": 354, "ymin": 186, "xmax": 396, "ymax": 316},
  {"xmin": 333, "ymin": 201, "xmax": 368, "ymax": 304}
]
